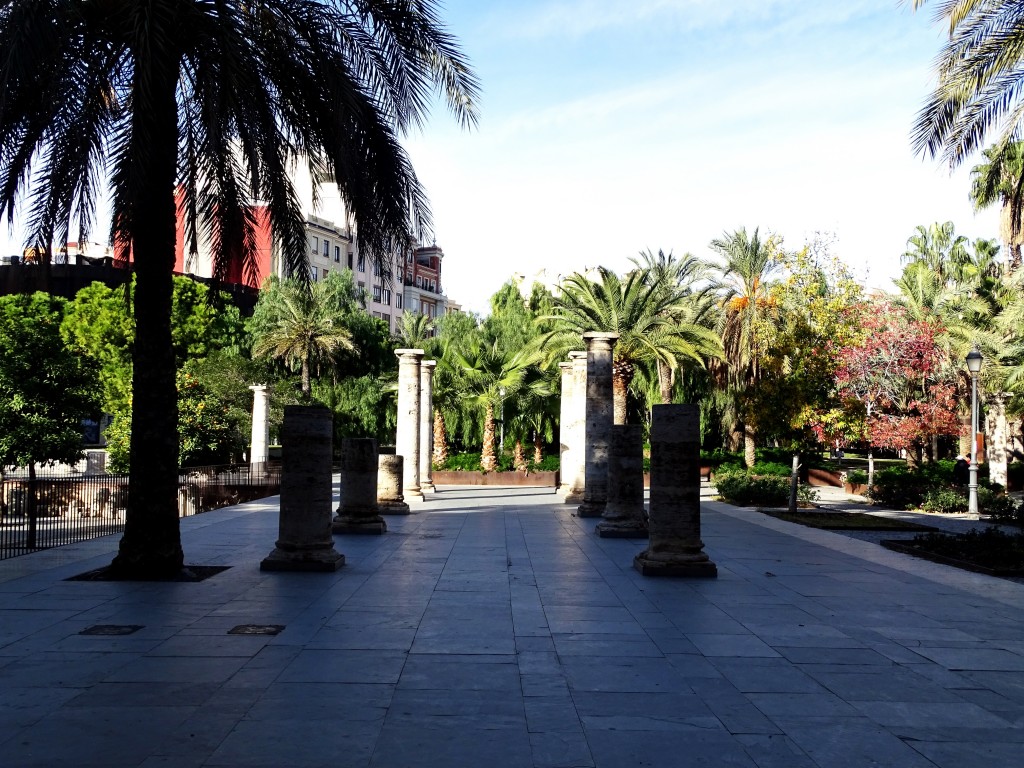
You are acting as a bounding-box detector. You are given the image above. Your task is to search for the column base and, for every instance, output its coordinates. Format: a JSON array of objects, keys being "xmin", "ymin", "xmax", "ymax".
[
  {"xmin": 633, "ymin": 550, "xmax": 717, "ymax": 578},
  {"xmin": 596, "ymin": 521, "xmax": 649, "ymax": 539},
  {"xmin": 332, "ymin": 517, "xmax": 387, "ymax": 535},
  {"xmin": 421, "ymin": 482, "xmax": 436, "ymax": 493},
  {"xmin": 377, "ymin": 500, "xmax": 411, "ymax": 515},
  {"xmin": 260, "ymin": 547, "xmax": 345, "ymax": 572},
  {"xmin": 560, "ymin": 488, "xmax": 585, "ymax": 504},
  {"xmin": 576, "ymin": 501, "xmax": 605, "ymax": 518}
]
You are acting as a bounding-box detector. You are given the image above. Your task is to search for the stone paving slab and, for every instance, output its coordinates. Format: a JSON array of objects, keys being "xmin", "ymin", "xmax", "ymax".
[{"xmin": 1, "ymin": 487, "xmax": 1023, "ymax": 767}]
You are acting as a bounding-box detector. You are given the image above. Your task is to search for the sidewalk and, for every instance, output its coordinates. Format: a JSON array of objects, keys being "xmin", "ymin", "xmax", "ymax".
[{"xmin": 1, "ymin": 486, "xmax": 1023, "ymax": 767}]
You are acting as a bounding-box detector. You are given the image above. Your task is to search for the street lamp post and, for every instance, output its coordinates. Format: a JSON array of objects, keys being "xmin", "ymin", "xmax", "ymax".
[{"xmin": 966, "ymin": 347, "xmax": 983, "ymax": 520}]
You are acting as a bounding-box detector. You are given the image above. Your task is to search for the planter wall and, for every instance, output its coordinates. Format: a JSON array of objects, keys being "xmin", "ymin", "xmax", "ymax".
[
  {"xmin": 432, "ymin": 470, "xmax": 558, "ymax": 487},
  {"xmin": 843, "ymin": 482, "xmax": 870, "ymax": 496},
  {"xmin": 806, "ymin": 468, "xmax": 843, "ymax": 487}
]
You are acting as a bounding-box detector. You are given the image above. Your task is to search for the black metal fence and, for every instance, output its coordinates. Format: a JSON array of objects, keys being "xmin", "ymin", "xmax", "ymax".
[{"xmin": 0, "ymin": 463, "xmax": 281, "ymax": 561}]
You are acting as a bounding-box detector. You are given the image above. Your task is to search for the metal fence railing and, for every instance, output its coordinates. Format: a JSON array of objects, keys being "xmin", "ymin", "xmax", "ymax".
[{"xmin": 0, "ymin": 462, "xmax": 281, "ymax": 561}]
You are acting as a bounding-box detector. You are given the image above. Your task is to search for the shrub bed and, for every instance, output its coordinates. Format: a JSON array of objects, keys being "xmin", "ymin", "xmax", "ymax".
[{"xmin": 886, "ymin": 528, "xmax": 1024, "ymax": 574}]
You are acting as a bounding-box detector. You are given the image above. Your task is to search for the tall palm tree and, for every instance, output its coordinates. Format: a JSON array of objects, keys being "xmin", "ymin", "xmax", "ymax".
[
  {"xmin": 0, "ymin": 1, "xmax": 478, "ymax": 577},
  {"xmin": 710, "ymin": 227, "xmax": 781, "ymax": 467},
  {"xmin": 971, "ymin": 143, "xmax": 1024, "ymax": 270},
  {"xmin": 395, "ymin": 311, "xmax": 435, "ymax": 348},
  {"xmin": 628, "ymin": 248, "xmax": 717, "ymax": 403},
  {"xmin": 901, "ymin": 222, "xmax": 973, "ymax": 283},
  {"xmin": 541, "ymin": 266, "xmax": 721, "ymax": 424},
  {"xmin": 251, "ymin": 277, "xmax": 355, "ymax": 396}
]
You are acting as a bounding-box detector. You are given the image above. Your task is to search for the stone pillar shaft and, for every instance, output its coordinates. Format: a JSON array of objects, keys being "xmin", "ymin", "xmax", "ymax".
[
  {"xmin": 334, "ymin": 438, "xmax": 385, "ymax": 534},
  {"xmin": 635, "ymin": 404, "xmax": 716, "ymax": 577},
  {"xmin": 377, "ymin": 453, "xmax": 411, "ymax": 514},
  {"xmin": 557, "ymin": 361, "xmax": 573, "ymax": 496},
  {"xmin": 395, "ymin": 349, "xmax": 424, "ymax": 499},
  {"xmin": 261, "ymin": 405, "xmax": 344, "ymax": 571},
  {"xmin": 577, "ymin": 332, "xmax": 618, "ymax": 517},
  {"xmin": 249, "ymin": 384, "xmax": 269, "ymax": 468},
  {"xmin": 566, "ymin": 351, "xmax": 588, "ymax": 501},
  {"xmin": 419, "ymin": 360, "xmax": 437, "ymax": 493},
  {"xmin": 596, "ymin": 424, "xmax": 648, "ymax": 538}
]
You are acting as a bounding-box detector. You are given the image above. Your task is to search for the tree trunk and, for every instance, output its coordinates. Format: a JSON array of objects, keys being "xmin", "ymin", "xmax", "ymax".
[
  {"xmin": 533, "ymin": 432, "xmax": 543, "ymax": 466},
  {"xmin": 110, "ymin": 43, "xmax": 184, "ymax": 578},
  {"xmin": 743, "ymin": 422, "xmax": 756, "ymax": 468},
  {"xmin": 611, "ymin": 359, "xmax": 633, "ymax": 425},
  {"xmin": 657, "ymin": 359, "xmax": 672, "ymax": 404},
  {"xmin": 513, "ymin": 440, "xmax": 527, "ymax": 472},
  {"xmin": 432, "ymin": 411, "xmax": 448, "ymax": 468},
  {"xmin": 301, "ymin": 357, "xmax": 311, "ymax": 397},
  {"xmin": 987, "ymin": 393, "xmax": 1009, "ymax": 488},
  {"xmin": 727, "ymin": 420, "xmax": 743, "ymax": 452},
  {"xmin": 481, "ymin": 402, "xmax": 497, "ymax": 472}
]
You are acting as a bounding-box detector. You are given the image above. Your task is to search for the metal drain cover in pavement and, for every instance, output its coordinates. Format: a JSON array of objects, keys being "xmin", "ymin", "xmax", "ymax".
[
  {"xmin": 80, "ymin": 625, "xmax": 145, "ymax": 636},
  {"xmin": 228, "ymin": 624, "xmax": 285, "ymax": 636}
]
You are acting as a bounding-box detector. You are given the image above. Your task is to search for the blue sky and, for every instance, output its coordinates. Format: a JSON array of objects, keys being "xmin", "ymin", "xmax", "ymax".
[{"xmin": 406, "ymin": 0, "xmax": 1000, "ymax": 313}]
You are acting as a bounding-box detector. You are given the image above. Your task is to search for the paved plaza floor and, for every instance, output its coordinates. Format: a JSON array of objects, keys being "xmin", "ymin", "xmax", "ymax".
[{"xmin": 1, "ymin": 486, "xmax": 1023, "ymax": 767}]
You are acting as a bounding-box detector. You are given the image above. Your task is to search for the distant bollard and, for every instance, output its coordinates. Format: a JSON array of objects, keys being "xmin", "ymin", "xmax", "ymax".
[
  {"xmin": 333, "ymin": 438, "xmax": 386, "ymax": 535},
  {"xmin": 377, "ymin": 454, "xmax": 411, "ymax": 515}
]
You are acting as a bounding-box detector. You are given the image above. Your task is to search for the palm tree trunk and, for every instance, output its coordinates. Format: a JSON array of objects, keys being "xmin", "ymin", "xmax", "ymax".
[
  {"xmin": 657, "ymin": 360, "xmax": 672, "ymax": 404},
  {"xmin": 432, "ymin": 411, "xmax": 449, "ymax": 468},
  {"xmin": 612, "ymin": 359, "xmax": 633, "ymax": 425},
  {"xmin": 533, "ymin": 432, "xmax": 543, "ymax": 465},
  {"xmin": 743, "ymin": 422, "xmax": 756, "ymax": 468},
  {"xmin": 110, "ymin": 48, "xmax": 184, "ymax": 578},
  {"xmin": 301, "ymin": 357, "xmax": 311, "ymax": 397},
  {"xmin": 513, "ymin": 440, "xmax": 527, "ymax": 472},
  {"xmin": 481, "ymin": 402, "xmax": 497, "ymax": 471}
]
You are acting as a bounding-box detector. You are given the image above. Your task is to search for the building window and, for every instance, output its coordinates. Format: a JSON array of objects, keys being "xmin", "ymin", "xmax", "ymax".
[
  {"xmin": 322, "ymin": 269, "xmax": 328, "ymax": 279},
  {"xmin": 382, "ymin": 313, "xmax": 391, "ymax": 329},
  {"xmin": 348, "ymin": 252, "xmax": 354, "ymax": 269},
  {"xmin": 429, "ymin": 279, "xmax": 436, "ymax": 292},
  {"xmin": 396, "ymin": 293, "xmax": 403, "ymax": 309},
  {"xmin": 310, "ymin": 236, "xmax": 319, "ymax": 254},
  {"xmin": 381, "ymin": 288, "xmax": 391, "ymax": 306},
  {"xmin": 334, "ymin": 246, "xmax": 341, "ymax": 262},
  {"xmin": 311, "ymin": 266, "xmax": 318, "ymax": 280},
  {"xmin": 415, "ymin": 275, "xmax": 422, "ymax": 287},
  {"xmin": 322, "ymin": 239, "xmax": 329, "ymax": 257},
  {"xmin": 357, "ymin": 254, "xmax": 365, "ymax": 272},
  {"xmin": 424, "ymin": 303, "xmax": 434, "ymax": 318},
  {"xmin": 409, "ymin": 296, "xmax": 419, "ymax": 311}
]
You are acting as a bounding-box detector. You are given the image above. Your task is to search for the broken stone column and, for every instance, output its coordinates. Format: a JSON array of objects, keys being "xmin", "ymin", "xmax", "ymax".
[
  {"xmin": 333, "ymin": 438, "xmax": 386, "ymax": 535},
  {"xmin": 577, "ymin": 332, "xmax": 618, "ymax": 517},
  {"xmin": 562, "ymin": 351, "xmax": 588, "ymax": 502},
  {"xmin": 419, "ymin": 360, "xmax": 437, "ymax": 493},
  {"xmin": 635, "ymin": 404, "xmax": 716, "ymax": 577},
  {"xmin": 395, "ymin": 348, "xmax": 424, "ymax": 500},
  {"xmin": 261, "ymin": 405, "xmax": 344, "ymax": 572},
  {"xmin": 249, "ymin": 384, "xmax": 269, "ymax": 473},
  {"xmin": 596, "ymin": 424, "xmax": 648, "ymax": 538},
  {"xmin": 377, "ymin": 453, "xmax": 411, "ymax": 514}
]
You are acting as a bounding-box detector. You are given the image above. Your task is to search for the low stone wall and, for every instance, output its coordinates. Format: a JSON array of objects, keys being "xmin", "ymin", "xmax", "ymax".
[
  {"xmin": 432, "ymin": 470, "xmax": 558, "ymax": 487},
  {"xmin": 806, "ymin": 468, "xmax": 843, "ymax": 487}
]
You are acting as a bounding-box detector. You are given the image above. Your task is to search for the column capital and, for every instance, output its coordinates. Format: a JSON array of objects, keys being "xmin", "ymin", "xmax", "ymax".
[
  {"xmin": 568, "ymin": 350, "xmax": 588, "ymax": 360},
  {"xmin": 249, "ymin": 383, "xmax": 268, "ymax": 392},
  {"xmin": 582, "ymin": 331, "xmax": 619, "ymax": 350},
  {"xmin": 421, "ymin": 359, "xmax": 437, "ymax": 370},
  {"xmin": 558, "ymin": 361, "xmax": 573, "ymax": 371},
  {"xmin": 395, "ymin": 348, "xmax": 426, "ymax": 360}
]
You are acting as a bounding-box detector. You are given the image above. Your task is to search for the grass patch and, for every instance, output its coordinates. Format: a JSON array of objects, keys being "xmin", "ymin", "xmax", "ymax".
[{"xmin": 760, "ymin": 510, "xmax": 936, "ymax": 531}]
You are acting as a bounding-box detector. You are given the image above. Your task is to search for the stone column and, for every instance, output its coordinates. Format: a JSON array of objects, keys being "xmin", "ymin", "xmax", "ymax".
[
  {"xmin": 596, "ymin": 424, "xmax": 648, "ymax": 538},
  {"xmin": 261, "ymin": 405, "xmax": 344, "ymax": 572},
  {"xmin": 563, "ymin": 351, "xmax": 588, "ymax": 502},
  {"xmin": 635, "ymin": 404, "xmax": 716, "ymax": 577},
  {"xmin": 333, "ymin": 438, "xmax": 386, "ymax": 534},
  {"xmin": 987, "ymin": 392, "xmax": 1009, "ymax": 488},
  {"xmin": 419, "ymin": 360, "xmax": 437, "ymax": 493},
  {"xmin": 377, "ymin": 453, "xmax": 411, "ymax": 514},
  {"xmin": 249, "ymin": 384, "xmax": 270, "ymax": 472},
  {"xmin": 577, "ymin": 332, "xmax": 618, "ymax": 517},
  {"xmin": 557, "ymin": 361, "xmax": 573, "ymax": 496},
  {"xmin": 395, "ymin": 349, "xmax": 424, "ymax": 500}
]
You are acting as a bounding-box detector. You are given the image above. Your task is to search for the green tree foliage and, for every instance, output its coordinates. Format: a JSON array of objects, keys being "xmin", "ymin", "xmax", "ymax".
[
  {"xmin": 0, "ymin": 0, "xmax": 479, "ymax": 577},
  {"xmin": 0, "ymin": 293, "xmax": 100, "ymax": 477},
  {"xmin": 971, "ymin": 142, "xmax": 1024, "ymax": 269},
  {"xmin": 62, "ymin": 278, "xmax": 243, "ymax": 414},
  {"xmin": 106, "ymin": 370, "xmax": 241, "ymax": 472}
]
